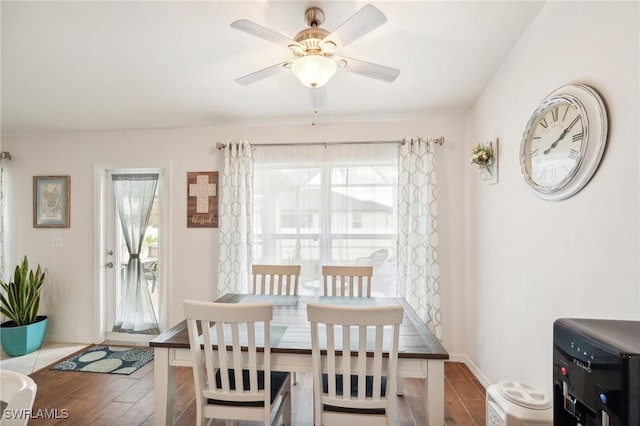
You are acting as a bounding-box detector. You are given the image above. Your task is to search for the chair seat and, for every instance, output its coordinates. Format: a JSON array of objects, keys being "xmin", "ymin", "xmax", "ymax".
[
  {"xmin": 323, "ymin": 404, "xmax": 386, "ymax": 415},
  {"xmin": 208, "ymin": 369, "xmax": 290, "ymax": 407},
  {"xmin": 321, "ymin": 374, "xmax": 387, "ymax": 415}
]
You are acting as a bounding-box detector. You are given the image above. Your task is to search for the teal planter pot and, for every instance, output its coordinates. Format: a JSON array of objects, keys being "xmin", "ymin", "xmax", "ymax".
[{"xmin": 0, "ymin": 316, "xmax": 48, "ymax": 356}]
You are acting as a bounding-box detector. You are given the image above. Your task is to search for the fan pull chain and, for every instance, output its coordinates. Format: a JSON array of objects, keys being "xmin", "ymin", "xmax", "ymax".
[{"xmin": 312, "ymin": 109, "xmax": 318, "ymax": 126}]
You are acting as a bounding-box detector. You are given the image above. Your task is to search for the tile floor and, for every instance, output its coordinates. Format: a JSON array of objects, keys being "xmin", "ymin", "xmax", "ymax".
[{"xmin": 0, "ymin": 342, "xmax": 88, "ymax": 375}]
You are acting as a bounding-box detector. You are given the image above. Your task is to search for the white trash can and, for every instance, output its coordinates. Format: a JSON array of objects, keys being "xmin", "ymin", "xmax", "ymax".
[{"xmin": 486, "ymin": 379, "xmax": 553, "ymax": 426}]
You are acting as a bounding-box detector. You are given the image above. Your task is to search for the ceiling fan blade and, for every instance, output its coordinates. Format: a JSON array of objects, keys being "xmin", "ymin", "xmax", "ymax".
[
  {"xmin": 235, "ymin": 62, "xmax": 289, "ymax": 85},
  {"xmin": 340, "ymin": 56, "xmax": 400, "ymax": 82},
  {"xmin": 323, "ymin": 4, "xmax": 387, "ymax": 48},
  {"xmin": 231, "ymin": 19, "xmax": 297, "ymax": 46},
  {"xmin": 310, "ymin": 86, "xmax": 327, "ymax": 109}
]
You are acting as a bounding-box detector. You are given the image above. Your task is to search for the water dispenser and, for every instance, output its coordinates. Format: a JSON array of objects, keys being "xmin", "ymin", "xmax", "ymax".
[{"xmin": 553, "ymin": 318, "xmax": 640, "ymax": 425}]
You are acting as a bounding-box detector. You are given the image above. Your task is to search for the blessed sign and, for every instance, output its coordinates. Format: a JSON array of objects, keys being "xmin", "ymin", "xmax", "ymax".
[{"xmin": 187, "ymin": 172, "xmax": 218, "ymax": 228}]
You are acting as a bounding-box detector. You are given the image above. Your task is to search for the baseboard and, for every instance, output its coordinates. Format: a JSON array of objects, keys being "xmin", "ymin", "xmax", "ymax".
[
  {"xmin": 45, "ymin": 333, "xmax": 94, "ymax": 345},
  {"xmin": 448, "ymin": 352, "xmax": 492, "ymax": 389},
  {"xmin": 102, "ymin": 339, "xmax": 153, "ymax": 347}
]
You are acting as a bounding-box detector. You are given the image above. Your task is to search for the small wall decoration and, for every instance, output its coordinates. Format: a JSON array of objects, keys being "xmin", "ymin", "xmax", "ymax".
[
  {"xmin": 470, "ymin": 139, "xmax": 498, "ymax": 184},
  {"xmin": 187, "ymin": 171, "xmax": 218, "ymax": 228},
  {"xmin": 33, "ymin": 175, "xmax": 70, "ymax": 228}
]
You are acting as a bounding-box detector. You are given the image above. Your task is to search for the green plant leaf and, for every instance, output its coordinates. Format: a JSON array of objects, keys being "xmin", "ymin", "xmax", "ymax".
[{"xmin": 0, "ymin": 255, "xmax": 46, "ymax": 326}]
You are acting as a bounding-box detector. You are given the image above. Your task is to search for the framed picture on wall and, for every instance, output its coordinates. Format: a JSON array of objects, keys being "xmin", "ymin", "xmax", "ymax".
[
  {"xmin": 33, "ymin": 175, "xmax": 70, "ymax": 228},
  {"xmin": 187, "ymin": 171, "xmax": 218, "ymax": 228}
]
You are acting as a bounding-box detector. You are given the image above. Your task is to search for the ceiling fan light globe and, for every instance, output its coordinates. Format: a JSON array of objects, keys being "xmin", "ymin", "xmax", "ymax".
[{"xmin": 291, "ymin": 55, "xmax": 337, "ymax": 88}]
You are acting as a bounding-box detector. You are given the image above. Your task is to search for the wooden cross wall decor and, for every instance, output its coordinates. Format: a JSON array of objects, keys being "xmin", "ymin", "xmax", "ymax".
[{"xmin": 187, "ymin": 171, "xmax": 218, "ymax": 228}]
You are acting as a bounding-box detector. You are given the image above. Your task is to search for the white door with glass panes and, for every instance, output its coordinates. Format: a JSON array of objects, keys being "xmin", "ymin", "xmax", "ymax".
[{"xmin": 102, "ymin": 169, "xmax": 165, "ymax": 343}]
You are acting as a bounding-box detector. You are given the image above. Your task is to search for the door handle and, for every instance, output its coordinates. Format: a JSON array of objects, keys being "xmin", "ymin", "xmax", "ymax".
[{"xmin": 105, "ymin": 262, "xmax": 114, "ymax": 269}]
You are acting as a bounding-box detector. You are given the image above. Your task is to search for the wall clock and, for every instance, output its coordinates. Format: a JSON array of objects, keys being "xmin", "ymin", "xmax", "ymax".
[{"xmin": 520, "ymin": 84, "xmax": 608, "ymax": 201}]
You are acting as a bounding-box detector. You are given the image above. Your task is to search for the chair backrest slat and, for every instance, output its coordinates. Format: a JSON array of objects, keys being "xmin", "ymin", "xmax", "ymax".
[
  {"xmin": 373, "ymin": 325, "xmax": 384, "ymax": 399},
  {"xmin": 327, "ymin": 324, "xmax": 337, "ymax": 398},
  {"xmin": 247, "ymin": 321, "xmax": 258, "ymax": 392},
  {"xmin": 322, "ymin": 265, "xmax": 373, "ymax": 297},
  {"xmin": 231, "ymin": 322, "xmax": 244, "ymax": 392},
  {"xmin": 252, "ymin": 264, "xmax": 301, "ymax": 296},
  {"xmin": 357, "ymin": 325, "xmax": 367, "ymax": 400},
  {"xmin": 342, "ymin": 324, "xmax": 351, "ymax": 397},
  {"xmin": 214, "ymin": 321, "xmax": 230, "ymax": 391}
]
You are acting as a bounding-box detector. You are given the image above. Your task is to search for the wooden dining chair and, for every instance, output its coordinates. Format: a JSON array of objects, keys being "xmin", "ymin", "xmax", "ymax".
[
  {"xmin": 252, "ymin": 264, "xmax": 301, "ymax": 296},
  {"xmin": 307, "ymin": 303, "xmax": 403, "ymax": 426},
  {"xmin": 183, "ymin": 300, "xmax": 292, "ymax": 426},
  {"xmin": 321, "ymin": 265, "xmax": 373, "ymax": 297},
  {"xmin": 252, "ymin": 264, "xmax": 302, "ymax": 384}
]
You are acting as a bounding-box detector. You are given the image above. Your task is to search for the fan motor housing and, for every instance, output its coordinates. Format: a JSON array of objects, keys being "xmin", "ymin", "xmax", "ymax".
[
  {"xmin": 291, "ymin": 7, "xmax": 335, "ymax": 57},
  {"xmin": 294, "ymin": 27, "xmax": 329, "ymax": 43}
]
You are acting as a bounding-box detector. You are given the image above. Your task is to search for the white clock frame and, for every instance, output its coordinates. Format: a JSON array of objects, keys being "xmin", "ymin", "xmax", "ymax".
[{"xmin": 520, "ymin": 84, "xmax": 608, "ymax": 201}]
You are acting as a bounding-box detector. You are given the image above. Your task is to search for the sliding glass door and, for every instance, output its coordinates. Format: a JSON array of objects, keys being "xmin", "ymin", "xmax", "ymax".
[{"xmin": 253, "ymin": 144, "xmax": 397, "ymax": 296}]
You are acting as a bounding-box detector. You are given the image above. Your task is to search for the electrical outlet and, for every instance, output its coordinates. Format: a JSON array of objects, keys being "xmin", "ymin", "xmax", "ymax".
[{"xmin": 52, "ymin": 237, "xmax": 63, "ymax": 248}]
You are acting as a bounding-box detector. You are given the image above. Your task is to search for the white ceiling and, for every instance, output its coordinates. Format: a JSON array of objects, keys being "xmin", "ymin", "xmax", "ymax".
[{"xmin": 1, "ymin": 1, "xmax": 544, "ymax": 135}]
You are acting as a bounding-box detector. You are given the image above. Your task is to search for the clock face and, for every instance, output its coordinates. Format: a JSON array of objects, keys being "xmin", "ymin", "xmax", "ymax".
[{"xmin": 522, "ymin": 100, "xmax": 584, "ymax": 190}]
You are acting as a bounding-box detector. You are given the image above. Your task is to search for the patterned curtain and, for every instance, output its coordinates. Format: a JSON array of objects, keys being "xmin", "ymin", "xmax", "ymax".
[
  {"xmin": 217, "ymin": 141, "xmax": 254, "ymax": 296},
  {"xmin": 397, "ymin": 137, "xmax": 441, "ymax": 339}
]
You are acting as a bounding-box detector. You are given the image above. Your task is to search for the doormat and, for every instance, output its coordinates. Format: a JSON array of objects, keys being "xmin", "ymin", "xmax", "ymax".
[{"xmin": 50, "ymin": 345, "xmax": 153, "ymax": 375}]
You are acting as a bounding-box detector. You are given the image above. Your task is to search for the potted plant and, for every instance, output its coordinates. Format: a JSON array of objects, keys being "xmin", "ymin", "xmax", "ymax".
[{"xmin": 0, "ymin": 256, "xmax": 48, "ymax": 356}]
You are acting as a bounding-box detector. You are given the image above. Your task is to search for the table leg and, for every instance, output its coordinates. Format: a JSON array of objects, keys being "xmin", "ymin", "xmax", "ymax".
[
  {"xmin": 153, "ymin": 347, "xmax": 176, "ymax": 426},
  {"xmin": 425, "ymin": 360, "xmax": 445, "ymax": 426}
]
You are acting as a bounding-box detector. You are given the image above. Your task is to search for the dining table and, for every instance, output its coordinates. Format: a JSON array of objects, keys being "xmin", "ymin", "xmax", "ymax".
[{"xmin": 149, "ymin": 293, "xmax": 449, "ymax": 425}]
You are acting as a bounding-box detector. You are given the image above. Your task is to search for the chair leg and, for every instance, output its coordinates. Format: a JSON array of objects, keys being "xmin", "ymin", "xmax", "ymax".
[
  {"xmin": 284, "ymin": 384, "xmax": 292, "ymax": 425},
  {"xmin": 313, "ymin": 393, "xmax": 322, "ymax": 426},
  {"xmin": 396, "ymin": 376, "xmax": 404, "ymax": 395},
  {"xmin": 196, "ymin": 398, "xmax": 205, "ymax": 426}
]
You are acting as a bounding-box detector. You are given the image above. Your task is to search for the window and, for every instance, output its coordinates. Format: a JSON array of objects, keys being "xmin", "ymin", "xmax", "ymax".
[
  {"xmin": 253, "ymin": 144, "xmax": 397, "ymax": 296},
  {"xmin": 352, "ymin": 212, "xmax": 362, "ymax": 229}
]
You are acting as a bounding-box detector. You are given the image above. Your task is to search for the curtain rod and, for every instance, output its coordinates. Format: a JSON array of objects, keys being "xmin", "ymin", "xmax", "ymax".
[
  {"xmin": 0, "ymin": 151, "xmax": 11, "ymax": 160},
  {"xmin": 216, "ymin": 137, "xmax": 445, "ymax": 151}
]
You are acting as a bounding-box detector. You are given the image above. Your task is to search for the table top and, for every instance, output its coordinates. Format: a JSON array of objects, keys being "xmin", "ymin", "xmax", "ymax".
[{"xmin": 149, "ymin": 294, "xmax": 449, "ymax": 360}]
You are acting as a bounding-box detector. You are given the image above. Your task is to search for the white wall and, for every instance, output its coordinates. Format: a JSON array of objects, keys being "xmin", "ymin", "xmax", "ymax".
[
  {"xmin": 464, "ymin": 0, "xmax": 639, "ymax": 393},
  {"xmin": 3, "ymin": 117, "xmax": 468, "ymax": 351}
]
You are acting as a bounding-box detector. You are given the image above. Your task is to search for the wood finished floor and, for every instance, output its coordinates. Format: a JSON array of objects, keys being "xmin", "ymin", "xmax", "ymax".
[{"xmin": 29, "ymin": 360, "xmax": 486, "ymax": 425}]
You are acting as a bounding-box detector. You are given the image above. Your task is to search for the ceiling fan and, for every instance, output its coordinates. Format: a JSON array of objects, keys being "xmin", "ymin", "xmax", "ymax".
[{"xmin": 230, "ymin": 4, "xmax": 400, "ymax": 101}]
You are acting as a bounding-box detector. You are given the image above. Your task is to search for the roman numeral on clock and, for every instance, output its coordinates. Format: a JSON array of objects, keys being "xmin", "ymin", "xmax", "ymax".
[
  {"xmin": 539, "ymin": 117, "xmax": 548, "ymax": 129},
  {"xmin": 572, "ymin": 132, "xmax": 583, "ymax": 142},
  {"xmin": 569, "ymin": 148, "xmax": 580, "ymax": 159}
]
